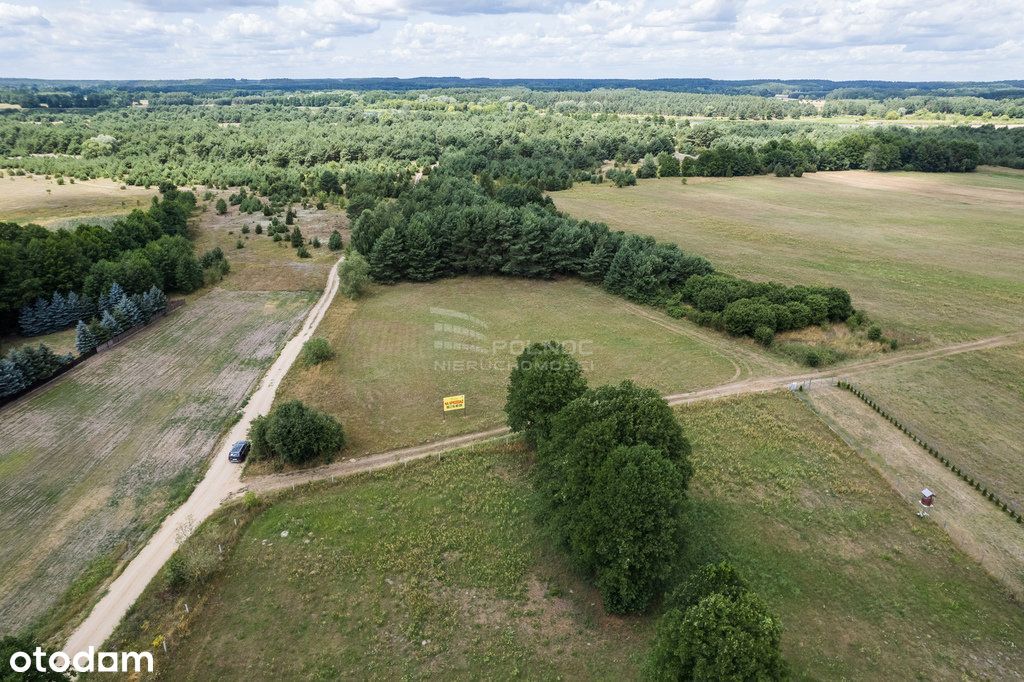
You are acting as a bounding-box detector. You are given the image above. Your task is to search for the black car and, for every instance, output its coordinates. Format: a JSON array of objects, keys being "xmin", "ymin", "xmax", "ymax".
[{"xmin": 228, "ymin": 440, "xmax": 250, "ymax": 463}]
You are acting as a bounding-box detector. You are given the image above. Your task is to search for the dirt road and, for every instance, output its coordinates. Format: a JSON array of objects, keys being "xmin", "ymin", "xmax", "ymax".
[
  {"xmin": 62, "ymin": 255, "xmax": 343, "ymax": 658},
  {"xmin": 243, "ymin": 329, "xmax": 1024, "ymax": 496}
]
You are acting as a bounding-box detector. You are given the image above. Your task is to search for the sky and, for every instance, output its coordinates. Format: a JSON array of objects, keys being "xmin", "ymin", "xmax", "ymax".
[{"xmin": 1, "ymin": 0, "xmax": 1021, "ymax": 82}]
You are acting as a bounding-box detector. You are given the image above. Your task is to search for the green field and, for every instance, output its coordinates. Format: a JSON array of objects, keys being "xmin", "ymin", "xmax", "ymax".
[
  {"xmin": 110, "ymin": 392, "xmax": 1024, "ymax": 679},
  {"xmin": 553, "ymin": 169, "xmax": 1024, "ymax": 342},
  {"xmin": 274, "ymin": 276, "xmax": 790, "ymax": 456},
  {"xmin": 0, "ymin": 288, "xmax": 314, "ymax": 638},
  {"xmin": 849, "ymin": 341, "xmax": 1024, "ymax": 513}
]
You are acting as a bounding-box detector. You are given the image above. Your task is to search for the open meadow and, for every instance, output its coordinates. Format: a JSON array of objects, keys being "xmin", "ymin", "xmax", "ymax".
[
  {"xmin": 553, "ymin": 169, "xmax": 1024, "ymax": 343},
  {"xmin": 0, "ymin": 288, "xmax": 314, "ymax": 638},
  {"xmin": 273, "ymin": 276, "xmax": 791, "ymax": 457},
  {"xmin": 109, "ymin": 392, "xmax": 1024, "ymax": 680},
  {"xmin": 0, "ymin": 173, "xmax": 156, "ymax": 227},
  {"xmin": 846, "ymin": 341, "xmax": 1024, "ymax": 514},
  {"xmin": 191, "ymin": 193, "xmax": 344, "ymax": 292}
]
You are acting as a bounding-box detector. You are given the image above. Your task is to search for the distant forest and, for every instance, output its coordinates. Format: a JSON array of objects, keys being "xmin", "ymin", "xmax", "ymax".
[{"xmin": 3, "ymin": 77, "xmax": 1024, "ymax": 103}]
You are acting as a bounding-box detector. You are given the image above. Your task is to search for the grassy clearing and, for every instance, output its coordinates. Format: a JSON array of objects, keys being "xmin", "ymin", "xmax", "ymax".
[
  {"xmin": 553, "ymin": 169, "xmax": 1024, "ymax": 342},
  {"xmin": 110, "ymin": 441, "xmax": 650, "ymax": 680},
  {"xmin": 848, "ymin": 341, "xmax": 1024, "ymax": 513},
  {"xmin": 191, "ymin": 192, "xmax": 344, "ymax": 292},
  {"xmin": 0, "ymin": 325, "xmax": 77, "ymax": 356},
  {"xmin": 675, "ymin": 392, "xmax": 1024, "ymax": 679},
  {"xmin": 0, "ymin": 288, "xmax": 314, "ymax": 638},
  {"xmin": 273, "ymin": 276, "xmax": 789, "ymax": 457},
  {"xmin": 110, "ymin": 392, "xmax": 1024, "ymax": 680},
  {"xmin": 0, "ymin": 174, "xmax": 155, "ymax": 226}
]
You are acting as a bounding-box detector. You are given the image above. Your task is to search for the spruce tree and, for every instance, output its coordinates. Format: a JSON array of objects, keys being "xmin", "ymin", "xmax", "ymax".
[
  {"xmin": 0, "ymin": 357, "xmax": 28, "ymax": 398},
  {"xmin": 290, "ymin": 225, "xmax": 304, "ymax": 247},
  {"xmin": 18, "ymin": 302, "xmax": 39, "ymax": 336},
  {"xmin": 76, "ymin": 320, "xmax": 98, "ymax": 355},
  {"xmin": 101, "ymin": 310, "xmax": 123, "ymax": 337},
  {"xmin": 368, "ymin": 227, "xmax": 405, "ymax": 284}
]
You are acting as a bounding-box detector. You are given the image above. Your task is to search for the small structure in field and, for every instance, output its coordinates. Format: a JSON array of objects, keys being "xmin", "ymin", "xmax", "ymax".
[{"xmin": 920, "ymin": 488, "xmax": 935, "ymax": 507}]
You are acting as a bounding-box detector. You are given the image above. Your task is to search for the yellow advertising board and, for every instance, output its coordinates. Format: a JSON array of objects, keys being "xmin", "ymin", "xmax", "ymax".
[{"xmin": 443, "ymin": 394, "xmax": 466, "ymax": 412}]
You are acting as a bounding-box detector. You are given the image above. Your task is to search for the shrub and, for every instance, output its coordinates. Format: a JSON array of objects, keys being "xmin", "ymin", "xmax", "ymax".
[
  {"xmin": 665, "ymin": 561, "xmax": 749, "ymax": 612},
  {"xmin": 297, "ymin": 246, "xmax": 311, "ymax": 258},
  {"xmin": 753, "ymin": 324, "xmax": 774, "ymax": 347},
  {"xmin": 248, "ymin": 400, "xmax": 345, "ymax": 465},
  {"xmin": 300, "ymin": 337, "xmax": 334, "ymax": 366},
  {"xmin": 338, "ymin": 251, "xmax": 371, "ymax": 299},
  {"xmin": 215, "ymin": 198, "xmax": 227, "ymax": 215},
  {"xmin": 867, "ymin": 324, "xmax": 883, "ymax": 341}
]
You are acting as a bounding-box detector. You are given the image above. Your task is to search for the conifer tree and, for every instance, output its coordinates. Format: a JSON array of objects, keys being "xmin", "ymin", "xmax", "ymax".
[
  {"xmin": 76, "ymin": 320, "xmax": 98, "ymax": 355},
  {"xmin": 0, "ymin": 357, "xmax": 28, "ymax": 398},
  {"xmin": 368, "ymin": 227, "xmax": 405, "ymax": 284},
  {"xmin": 101, "ymin": 310, "xmax": 123, "ymax": 337}
]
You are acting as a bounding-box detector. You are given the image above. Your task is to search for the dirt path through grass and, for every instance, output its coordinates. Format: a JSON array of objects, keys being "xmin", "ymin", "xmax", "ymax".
[
  {"xmin": 806, "ymin": 385, "xmax": 1024, "ymax": 600},
  {"xmin": 61, "ymin": 256, "xmax": 343, "ymax": 658}
]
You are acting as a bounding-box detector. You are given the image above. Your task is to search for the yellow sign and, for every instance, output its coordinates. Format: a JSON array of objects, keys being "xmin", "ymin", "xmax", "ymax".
[{"xmin": 443, "ymin": 394, "xmax": 466, "ymax": 412}]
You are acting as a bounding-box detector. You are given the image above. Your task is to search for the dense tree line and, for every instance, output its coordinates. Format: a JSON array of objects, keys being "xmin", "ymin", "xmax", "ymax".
[
  {"xmin": 350, "ymin": 172, "xmax": 849, "ymax": 340},
  {"xmin": 0, "ymin": 187, "xmax": 199, "ymax": 335}
]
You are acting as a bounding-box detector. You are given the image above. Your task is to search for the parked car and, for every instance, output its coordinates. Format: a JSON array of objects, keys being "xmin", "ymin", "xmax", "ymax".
[{"xmin": 228, "ymin": 440, "xmax": 250, "ymax": 463}]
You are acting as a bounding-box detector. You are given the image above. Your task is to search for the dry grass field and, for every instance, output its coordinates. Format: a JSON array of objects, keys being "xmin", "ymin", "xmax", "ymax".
[
  {"xmin": 847, "ymin": 341, "xmax": 1024, "ymax": 513},
  {"xmin": 191, "ymin": 193, "xmax": 344, "ymax": 292},
  {"xmin": 109, "ymin": 393, "xmax": 1024, "ymax": 680},
  {"xmin": 553, "ymin": 169, "xmax": 1024, "ymax": 343},
  {"xmin": 0, "ymin": 173, "xmax": 156, "ymax": 226},
  {"xmin": 274, "ymin": 276, "xmax": 790, "ymax": 457},
  {"xmin": 0, "ymin": 288, "xmax": 314, "ymax": 637}
]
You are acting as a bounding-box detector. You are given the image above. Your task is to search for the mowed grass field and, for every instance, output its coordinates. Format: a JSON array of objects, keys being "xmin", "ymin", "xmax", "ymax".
[
  {"xmin": 275, "ymin": 277, "xmax": 790, "ymax": 456},
  {"xmin": 0, "ymin": 174, "xmax": 156, "ymax": 226},
  {"xmin": 553, "ymin": 169, "xmax": 1024, "ymax": 342},
  {"xmin": 849, "ymin": 341, "xmax": 1024, "ymax": 513},
  {"xmin": 0, "ymin": 288, "xmax": 314, "ymax": 637},
  {"xmin": 110, "ymin": 393, "xmax": 1024, "ymax": 680}
]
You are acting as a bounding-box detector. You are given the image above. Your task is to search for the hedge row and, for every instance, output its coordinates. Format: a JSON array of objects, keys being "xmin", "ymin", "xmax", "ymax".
[{"xmin": 837, "ymin": 380, "xmax": 1022, "ymax": 524}]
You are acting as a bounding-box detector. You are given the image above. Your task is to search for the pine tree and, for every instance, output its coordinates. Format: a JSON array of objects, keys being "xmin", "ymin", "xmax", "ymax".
[
  {"xmin": 149, "ymin": 285, "xmax": 168, "ymax": 313},
  {"xmin": 75, "ymin": 320, "xmax": 98, "ymax": 355},
  {"xmin": 328, "ymin": 230, "xmax": 343, "ymax": 251},
  {"xmin": 290, "ymin": 225, "xmax": 304, "ymax": 247},
  {"xmin": 404, "ymin": 223, "xmax": 437, "ymax": 282},
  {"xmin": 0, "ymin": 357, "xmax": 28, "ymax": 398},
  {"xmin": 368, "ymin": 227, "xmax": 405, "ymax": 283},
  {"xmin": 49, "ymin": 291, "xmax": 68, "ymax": 331}
]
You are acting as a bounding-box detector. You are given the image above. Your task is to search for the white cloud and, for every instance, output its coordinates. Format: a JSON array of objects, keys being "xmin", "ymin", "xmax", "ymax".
[{"xmin": 2, "ymin": 0, "xmax": 1022, "ymax": 80}]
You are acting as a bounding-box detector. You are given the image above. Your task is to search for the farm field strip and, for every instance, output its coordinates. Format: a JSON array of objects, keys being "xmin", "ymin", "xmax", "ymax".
[
  {"xmin": 0, "ymin": 287, "xmax": 315, "ymax": 635},
  {"xmin": 273, "ymin": 276, "xmax": 784, "ymax": 457},
  {"xmin": 553, "ymin": 170, "xmax": 1024, "ymax": 342},
  {"xmin": 63, "ymin": 255, "xmax": 344, "ymax": 656},
  {"xmin": 806, "ymin": 385, "xmax": 1024, "ymax": 601},
  {"xmin": 846, "ymin": 342, "xmax": 1024, "ymax": 513}
]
